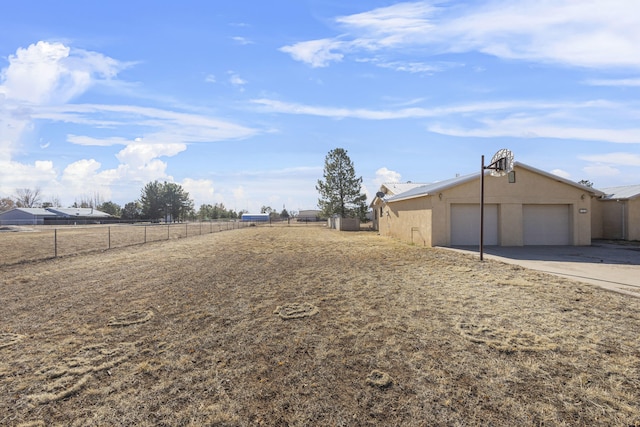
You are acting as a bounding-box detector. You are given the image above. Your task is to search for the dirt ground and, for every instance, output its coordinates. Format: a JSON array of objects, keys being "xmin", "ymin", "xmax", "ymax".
[{"xmin": 1, "ymin": 225, "xmax": 639, "ymax": 426}]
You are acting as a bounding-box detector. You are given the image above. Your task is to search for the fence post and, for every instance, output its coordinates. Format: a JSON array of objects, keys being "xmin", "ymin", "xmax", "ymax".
[
  {"xmin": 108, "ymin": 226, "xmax": 111, "ymax": 249},
  {"xmin": 54, "ymin": 228, "xmax": 57, "ymax": 257},
  {"xmin": 185, "ymin": 222, "xmax": 188, "ymax": 238},
  {"xmin": 167, "ymin": 224, "xmax": 170, "ymax": 240},
  {"xmin": 144, "ymin": 226, "xmax": 147, "ymax": 243}
]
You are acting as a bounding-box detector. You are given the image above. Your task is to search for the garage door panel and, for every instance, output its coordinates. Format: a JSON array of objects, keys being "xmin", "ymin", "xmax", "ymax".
[
  {"xmin": 451, "ymin": 204, "xmax": 498, "ymax": 245},
  {"xmin": 523, "ymin": 204, "xmax": 570, "ymax": 245}
]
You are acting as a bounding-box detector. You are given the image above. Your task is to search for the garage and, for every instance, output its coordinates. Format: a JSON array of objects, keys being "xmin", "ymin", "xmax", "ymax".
[
  {"xmin": 372, "ymin": 162, "xmax": 600, "ymax": 247},
  {"xmin": 451, "ymin": 204, "xmax": 498, "ymax": 245},
  {"xmin": 523, "ymin": 204, "xmax": 571, "ymax": 245}
]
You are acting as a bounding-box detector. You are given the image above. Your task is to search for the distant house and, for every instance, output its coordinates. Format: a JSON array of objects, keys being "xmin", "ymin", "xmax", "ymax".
[
  {"xmin": 0, "ymin": 207, "xmax": 111, "ymax": 226},
  {"xmin": 297, "ymin": 210, "xmax": 323, "ymax": 222},
  {"xmin": 592, "ymin": 185, "xmax": 640, "ymax": 241},
  {"xmin": 0, "ymin": 208, "xmax": 59, "ymax": 225},
  {"xmin": 371, "ymin": 162, "xmax": 604, "ymax": 247},
  {"xmin": 240, "ymin": 213, "xmax": 270, "ymax": 222}
]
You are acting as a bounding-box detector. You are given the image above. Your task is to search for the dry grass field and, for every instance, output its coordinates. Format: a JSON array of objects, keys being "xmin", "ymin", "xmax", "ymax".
[
  {"xmin": 0, "ymin": 222, "xmax": 242, "ymax": 265},
  {"xmin": 1, "ymin": 225, "xmax": 639, "ymax": 426}
]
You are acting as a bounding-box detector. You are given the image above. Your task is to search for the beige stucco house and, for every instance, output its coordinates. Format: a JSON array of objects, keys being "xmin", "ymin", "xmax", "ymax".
[
  {"xmin": 592, "ymin": 185, "xmax": 640, "ymax": 241},
  {"xmin": 371, "ymin": 162, "xmax": 604, "ymax": 247}
]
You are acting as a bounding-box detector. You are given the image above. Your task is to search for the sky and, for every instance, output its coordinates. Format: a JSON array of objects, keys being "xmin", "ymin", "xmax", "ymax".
[{"xmin": 1, "ymin": 0, "xmax": 639, "ymax": 214}]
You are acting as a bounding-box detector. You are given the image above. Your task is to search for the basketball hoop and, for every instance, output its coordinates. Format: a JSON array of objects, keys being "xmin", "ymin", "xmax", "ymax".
[
  {"xmin": 480, "ymin": 149, "xmax": 515, "ymax": 261},
  {"xmin": 488, "ymin": 148, "xmax": 514, "ymax": 177}
]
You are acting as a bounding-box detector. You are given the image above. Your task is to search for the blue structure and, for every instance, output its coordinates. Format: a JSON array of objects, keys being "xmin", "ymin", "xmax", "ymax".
[{"xmin": 240, "ymin": 213, "xmax": 270, "ymax": 222}]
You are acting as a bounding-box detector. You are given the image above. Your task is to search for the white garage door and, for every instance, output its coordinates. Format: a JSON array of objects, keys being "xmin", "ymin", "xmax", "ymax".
[
  {"xmin": 451, "ymin": 204, "xmax": 498, "ymax": 246},
  {"xmin": 523, "ymin": 204, "xmax": 570, "ymax": 245}
]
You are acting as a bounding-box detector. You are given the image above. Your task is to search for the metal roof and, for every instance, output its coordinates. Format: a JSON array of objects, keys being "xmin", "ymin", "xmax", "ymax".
[
  {"xmin": 1, "ymin": 208, "xmax": 58, "ymax": 216},
  {"xmin": 600, "ymin": 185, "xmax": 640, "ymax": 200},
  {"xmin": 46, "ymin": 208, "xmax": 111, "ymax": 217},
  {"xmin": 381, "ymin": 182, "xmax": 428, "ymax": 196},
  {"xmin": 384, "ymin": 162, "xmax": 604, "ymax": 203},
  {"xmin": 385, "ymin": 173, "xmax": 477, "ymax": 202},
  {"xmin": 0, "ymin": 207, "xmax": 111, "ymax": 218}
]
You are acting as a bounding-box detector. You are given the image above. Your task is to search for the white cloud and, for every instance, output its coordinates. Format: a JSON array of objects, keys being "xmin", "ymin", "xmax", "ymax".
[
  {"xmin": 232, "ymin": 186, "xmax": 245, "ymax": 201},
  {"xmin": 0, "ymin": 41, "xmax": 131, "ymax": 165},
  {"xmin": 228, "ymin": 71, "xmax": 247, "ymax": 88},
  {"xmin": 0, "ymin": 159, "xmax": 58, "ymax": 199},
  {"xmin": 67, "ymin": 135, "xmax": 132, "ymax": 146},
  {"xmin": 253, "ymin": 97, "xmax": 640, "ymax": 144},
  {"xmin": 585, "ymin": 78, "xmax": 640, "ymax": 87},
  {"xmin": 281, "ymin": 1, "xmax": 640, "ymax": 70},
  {"xmin": 0, "ymin": 40, "xmax": 264, "ymax": 207},
  {"xmin": 36, "ymin": 103, "xmax": 259, "ymax": 144},
  {"xmin": 279, "ymin": 39, "xmax": 345, "ymax": 68},
  {"xmin": 182, "ymin": 178, "xmax": 215, "ymax": 206},
  {"xmin": 551, "ymin": 169, "xmax": 571, "ymax": 179},
  {"xmin": 579, "ymin": 152, "xmax": 640, "ymax": 166},
  {"xmin": 115, "ymin": 142, "xmax": 187, "ymax": 168},
  {"xmin": 335, "ymin": 2, "xmax": 437, "ymax": 49},
  {"xmin": 583, "ymin": 165, "xmax": 620, "ymax": 177},
  {"xmin": 205, "ymin": 74, "xmax": 216, "ymax": 83},
  {"xmin": 0, "ymin": 41, "xmax": 126, "ymax": 105},
  {"xmin": 231, "ymin": 36, "xmax": 254, "ymax": 45},
  {"xmin": 428, "ymin": 121, "xmax": 640, "ymax": 144},
  {"xmin": 371, "ymin": 60, "xmax": 454, "ymax": 74},
  {"xmin": 62, "ymin": 158, "xmax": 102, "ymax": 182},
  {"xmin": 374, "ymin": 167, "xmax": 402, "ymax": 187},
  {"xmin": 251, "ymin": 98, "xmax": 523, "ymax": 120}
]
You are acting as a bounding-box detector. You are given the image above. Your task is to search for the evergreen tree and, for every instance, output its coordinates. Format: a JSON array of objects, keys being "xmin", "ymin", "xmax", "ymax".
[
  {"xmin": 139, "ymin": 181, "xmax": 165, "ymax": 221},
  {"xmin": 98, "ymin": 201, "xmax": 122, "ymax": 217},
  {"xmin": 121, "ymin": 202, "xmax": 142, "ymax": 220},
  {"xmin": 316, "ymin": 148, "xmax": 367, "ymax": 219},
  {"xmin": 139, "ymin": 181, "xmax": 192, "ymax": 221}
]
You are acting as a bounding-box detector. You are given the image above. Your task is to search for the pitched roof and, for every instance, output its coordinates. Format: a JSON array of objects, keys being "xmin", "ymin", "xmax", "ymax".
[
  {"xmin": 599, "ymin": 185, "xmax": 640, "ymax": 200},
  {"xmin": 47, "ymin": 208, "xmax": 111, "ymax": 217},
  {"xmin": 1, "ymin": 208, "xmax": 58, "ymax": 217},
  {"xmin": 385, "ymin": 162, "xmax": 604, "ymax": 203},
  {"xmin": 381, "ymin": 182, "xmax": 428, "ymax": 196},
  {"xmin": 385, "ymin": 173, "xmax": 477, "ymax": 202}
]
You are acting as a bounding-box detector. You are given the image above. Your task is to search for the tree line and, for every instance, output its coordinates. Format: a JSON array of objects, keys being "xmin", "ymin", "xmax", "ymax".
[
  {"xmin": 0, "ymin": 181, "xmax": 244, "ymax": 222},
  {"xmin": 2, "ymin": 147, "xmax": 370, "ymax": 222}
]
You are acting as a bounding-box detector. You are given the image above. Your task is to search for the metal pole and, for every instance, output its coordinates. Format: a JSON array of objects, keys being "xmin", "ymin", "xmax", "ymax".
[
  {"xmin": 480, "ymin": 155, "xmax": 485, "ymax": 261},
  {"xmin": 108, "ymin": 226, "xmax": 111, "ymax": 249},
  {"xmin": 54, "ymin": 228, "xmax": 57, "ymax": 258},
  {"xmin": 144, "ymin": 226, "xmax": 147, "ymax": 243}
]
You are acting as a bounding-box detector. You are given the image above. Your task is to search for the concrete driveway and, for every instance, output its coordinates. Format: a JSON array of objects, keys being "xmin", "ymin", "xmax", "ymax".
[{"xmin": 445, "ymin": 241, "xmax": 640, "ymax": 297}]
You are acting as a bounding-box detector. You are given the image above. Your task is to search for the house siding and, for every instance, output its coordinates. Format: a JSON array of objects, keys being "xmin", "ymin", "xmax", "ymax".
[{"xmin": 373, "ymin": 164, "xmax": 594, "ymax": 247}]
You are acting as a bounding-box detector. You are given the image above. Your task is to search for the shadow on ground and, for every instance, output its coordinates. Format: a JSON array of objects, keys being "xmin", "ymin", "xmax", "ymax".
[{"xmin": 452, "ymin": 240, "xmax": 640, "ymax": 266}]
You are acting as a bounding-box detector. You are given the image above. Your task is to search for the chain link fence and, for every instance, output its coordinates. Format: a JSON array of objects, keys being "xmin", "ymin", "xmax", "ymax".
[{"xmin": 0, "ymin": 221, "xmax": 252, "ymax": 266}]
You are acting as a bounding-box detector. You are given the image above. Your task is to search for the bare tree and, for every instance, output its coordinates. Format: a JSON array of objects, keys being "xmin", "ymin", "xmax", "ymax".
[
  {"xmin": 15, "ymin": 188, "xmax": 43, "ymax": 208},
  {"xmin": 74, "ymin": 192, "xmax": 104, "ymax": 208},
  {"xmin": 0, "ymin": 197, "xmax": 15, "ymax": 212},
  {"xmin": 44, "ymin": 195, "xmax": 62, "ymax": 208}
]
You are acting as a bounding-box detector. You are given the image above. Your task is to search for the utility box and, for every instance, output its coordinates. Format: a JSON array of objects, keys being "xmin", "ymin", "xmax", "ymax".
[{"xmin": 328, "ymin": 217, "xmax": 360, "ymax": 231}]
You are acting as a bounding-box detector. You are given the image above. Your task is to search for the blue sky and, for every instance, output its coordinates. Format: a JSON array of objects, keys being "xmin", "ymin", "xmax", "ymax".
[{"xmin": 1, "ymin": 1, "xmax": 639, "ymax": 213}]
